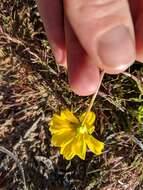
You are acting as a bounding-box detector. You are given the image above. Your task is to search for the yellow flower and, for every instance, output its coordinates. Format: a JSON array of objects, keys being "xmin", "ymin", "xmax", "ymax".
[{"xmin": 49, "ymin": 109, "xmax": 104, "ymax": 160}]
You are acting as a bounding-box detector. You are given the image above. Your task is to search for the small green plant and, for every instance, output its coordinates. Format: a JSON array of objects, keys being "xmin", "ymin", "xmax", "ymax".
[{"xmin": 137, "ymin": 106, "xmax": 143, "ymax": 125}]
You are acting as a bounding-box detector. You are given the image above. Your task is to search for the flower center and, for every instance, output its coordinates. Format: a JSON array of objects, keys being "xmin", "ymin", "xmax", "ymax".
[{"xmin": 76, "ymin": 124, "xmax": 87, "ymax": 134}]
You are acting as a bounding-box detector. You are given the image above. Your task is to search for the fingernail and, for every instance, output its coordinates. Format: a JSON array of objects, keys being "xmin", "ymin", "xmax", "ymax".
[{"xmin": 98, "ymin": 25, "xmax": 135, "ymax": 72}]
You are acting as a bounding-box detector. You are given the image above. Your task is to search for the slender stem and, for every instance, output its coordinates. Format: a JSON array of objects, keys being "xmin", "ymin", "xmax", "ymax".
[{"xmin": 81, "ymin": 70, "xmax": 105, "ymax": 126}]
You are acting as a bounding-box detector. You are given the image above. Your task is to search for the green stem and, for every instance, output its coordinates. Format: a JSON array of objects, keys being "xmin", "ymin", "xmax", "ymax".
[{"xmin": 81, "ymin": 70, "xmax": 105, "ymax": 126}]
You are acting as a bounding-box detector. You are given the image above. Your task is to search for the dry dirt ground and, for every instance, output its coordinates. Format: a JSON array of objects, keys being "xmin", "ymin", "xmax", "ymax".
[{"xmin": 0, "ymin": 0, "xmax": 143, "ymax": 190}]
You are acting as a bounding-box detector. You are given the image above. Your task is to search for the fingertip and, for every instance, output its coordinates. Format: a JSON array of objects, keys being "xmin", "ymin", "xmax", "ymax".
[
  {"xmin": 65, "ymin": 18, "xmax": 100, "ymax": 96},
  {"xmin": 69, "ymin": 58, "xmax": 100, "ymax": 96}
]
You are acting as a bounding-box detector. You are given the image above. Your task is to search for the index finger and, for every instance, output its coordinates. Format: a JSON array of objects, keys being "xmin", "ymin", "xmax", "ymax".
[{"xmin": 37, "ymin": 0, "xmax": 66, "ymax": 65}]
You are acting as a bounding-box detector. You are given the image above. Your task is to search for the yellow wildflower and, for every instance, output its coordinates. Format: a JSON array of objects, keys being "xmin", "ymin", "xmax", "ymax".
[{"xmin": 49, "ymin": 109, "xmax": 104, "ymax": 160}]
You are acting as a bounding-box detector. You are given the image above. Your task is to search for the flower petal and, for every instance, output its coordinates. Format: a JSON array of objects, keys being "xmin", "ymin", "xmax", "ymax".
[
  {"xmin": 61, "ymin": 109, "xmax": 79, "ymax": 124},
  {"xmin": 86, "ymin": 124, "xmax": 95, "ymax": 134},
  {"xmin": 84, "ymin": 134, "xmax": 104, "ymax": 155},
  {"xmin": 51, "ymin": 130, "xmax": 75, "ymax": 147},
  {"xmin": 50, "ymin": 113, "xmax": 74, "ymax": 134},
  {"xmin": 60, "ymin": 141, "xmax": 75, "ymax": 160},
  {"xmin": 61, "ymin": 134, "xmax": 87, "ymax": 160},
  {"xmin": 51, "ymin": 114, "xmax": 70, "ymax": 126},
  {"xmin": 80, "ymin": 112, "xmax": 96, "ymax": 126},
  {"xmin": 72, "ymin": 134, "xmax": 86, "ymax": 160},
  {"xmin": 49, "ymin": 126, "xmax": 73, "ymax": 135}
]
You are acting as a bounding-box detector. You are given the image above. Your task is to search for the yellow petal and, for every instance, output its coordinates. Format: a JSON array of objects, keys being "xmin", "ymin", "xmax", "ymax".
[
  {"xmin": 50, "ymin": 113, "xmax": 74, "ymax": 134},
  {"xmin": 61, "ymin": 109, "xmax": 79, "ymax": 124},
  {"xmin": 72, "ymin": 134, "xmax": 86, "ymax": 160},
  {"xmin": 51, "ymin": 114, "xmax": 70, "ymax": 127},
  {"xmin": 49, "ymin": 125, "xmax": 73, "ymax": 135},
  {"xmin": 51, "ymin": 130, "xmax": 75, "ymax": 147},
  {"xmin": 80, "ymin": 111, "xmax": 96, "ymax": 126},
  {"xmin": 60, "ymin": 141, "xmax": 75, "ymax": 160},
  {"xmin": 84, "ymin": 134, "xmax": 104, "ymax": 155},
  {"xmin": 86, "ymin": 124, "xmax": 95, "ymax": 134},
  {"xmin": 61, "ymin": 134, "xmax": 87, "ymax": 160}
]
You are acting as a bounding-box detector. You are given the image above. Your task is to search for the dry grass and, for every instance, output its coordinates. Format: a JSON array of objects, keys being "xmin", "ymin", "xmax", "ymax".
[{"xmin": 0, "ymin": 0, "xmax": 143, "ymax": 189}]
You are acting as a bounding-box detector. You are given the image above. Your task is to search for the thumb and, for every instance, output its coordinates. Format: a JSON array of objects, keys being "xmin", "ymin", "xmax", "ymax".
[{"xmin": 64, "ymin": 0, "xmax": 136, "ymax": 74}]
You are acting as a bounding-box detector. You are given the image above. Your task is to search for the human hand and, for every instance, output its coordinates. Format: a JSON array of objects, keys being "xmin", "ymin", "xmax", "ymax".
[{"xmin": 37, "ymin": 0, "xmax": 143, "ymax": 96}]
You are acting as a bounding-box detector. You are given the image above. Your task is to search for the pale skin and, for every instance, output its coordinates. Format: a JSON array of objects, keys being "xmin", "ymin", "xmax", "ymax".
[{"xmin": 37, "ymin": 0, "xmax": 143, "ymax": 96}]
